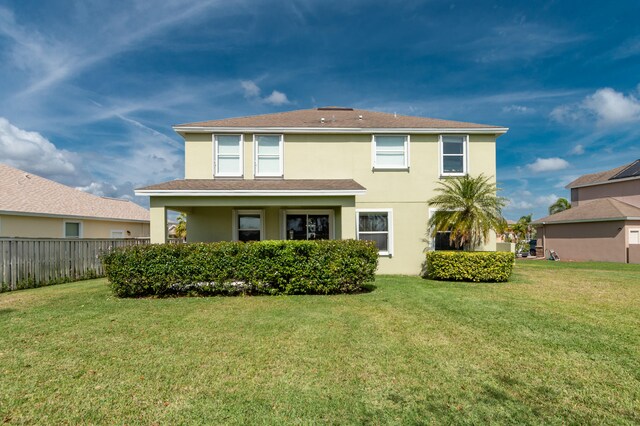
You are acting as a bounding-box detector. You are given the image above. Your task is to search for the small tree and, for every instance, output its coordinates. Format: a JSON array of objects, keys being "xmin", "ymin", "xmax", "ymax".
[
  {"xmin": 512, "ymin": 214, "xmax": 534, "ymax": 242},
  {"xmin": 427, "ymin": 174, "xmax": 507, "ymax": 250},
  {"xmin": 175, "ymin": 213, "xmax": 187, "ymax": 240},
  {"xmin": 549, "ymin": 197, "xmax": 571, "ymax": 215}
]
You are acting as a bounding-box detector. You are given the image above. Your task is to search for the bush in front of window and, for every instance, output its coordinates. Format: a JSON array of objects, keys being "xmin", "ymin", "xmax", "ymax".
[
  {"xmin": 424, "ymin": 251, "xmax": 514, "ymax": 283},
  {"xmin": 102, "ymin": 240, "xmax": 379, "ymax": 297}
]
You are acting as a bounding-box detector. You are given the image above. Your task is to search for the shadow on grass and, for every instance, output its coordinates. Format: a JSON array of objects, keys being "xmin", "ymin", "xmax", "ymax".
[
  {"xmin": 0, "ymin": 308, "xmax": 16, "ymax": 316},
  {"xmin": 359, "ymin": 282, "xmax": 377, "ymax": 293}
]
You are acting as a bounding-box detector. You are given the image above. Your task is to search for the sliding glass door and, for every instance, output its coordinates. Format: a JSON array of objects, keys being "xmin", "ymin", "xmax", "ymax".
[{"xmin": 284, "ymin": 212, "xmax": 332, "ymax": 240}]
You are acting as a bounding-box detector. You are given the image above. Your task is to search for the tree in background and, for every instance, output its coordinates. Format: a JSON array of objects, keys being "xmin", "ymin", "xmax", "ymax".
[
  {"xmin": 512, "ymin": 214, "xmax": 534, "ymax": 242},
  {"xmin": 175, "ymin": 213, "xmax": 187, "ymax": 240},
  {"xmin": 427, "ymin": 174, "xmax": 507, "ymax": 250},
  {"xmin": 549, "ymin": 197, "xmax": 571, "ymax": 215}
]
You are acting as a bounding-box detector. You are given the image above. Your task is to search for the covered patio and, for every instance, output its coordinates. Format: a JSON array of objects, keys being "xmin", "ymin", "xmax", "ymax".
[{"xmin": 135, "ymin": 179, "xmax": 366, "ymax": 244}]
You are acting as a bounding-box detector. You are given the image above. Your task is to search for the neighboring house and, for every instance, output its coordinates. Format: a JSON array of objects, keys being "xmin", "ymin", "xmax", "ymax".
[
  {"xmin": 497, "ymin": 219, "xmax": 517, "ymax": 243},
  {"xmin": 168, "ymin": 222, "xmax": 178, "ymax": 238},
  {"xmin": 533, "ymin": 160, "xmax": 640, "ymax": 264},
  {"xmin": 0, "ymin": 164, "xmax": 150, "ymax": 239},
  {"xmin": 135, "ymin": 107, "xmax": 507, "ymax": 274}
]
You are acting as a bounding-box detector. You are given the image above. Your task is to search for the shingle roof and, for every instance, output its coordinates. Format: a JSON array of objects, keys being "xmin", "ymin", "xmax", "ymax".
[
  {"xmin": 566, "ymin": 160, "xmax": 640, "ymax": 188},
  {"xmin": 0, "ymin": 164, "xmax": 149, "ymax": 222},
  {"xmin": 532, "ymin": 198, "xmax": 640, "ymax": 224},
  {"xmin": 137, "ymin": 179, "xmax": 365, "ymax": 192},
  {"xmin": 175, "ymin": 107, "xmax": 505, "ymax": 130}
]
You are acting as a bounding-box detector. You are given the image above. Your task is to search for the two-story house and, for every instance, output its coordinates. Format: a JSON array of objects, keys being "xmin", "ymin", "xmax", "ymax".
[
  {"xmin": 533, "ymin": 160, "xmax": 640, "ymax": 264},
  {"xmin": 136, "ymin": 107, "xmax": 507, "ymax": 274}
]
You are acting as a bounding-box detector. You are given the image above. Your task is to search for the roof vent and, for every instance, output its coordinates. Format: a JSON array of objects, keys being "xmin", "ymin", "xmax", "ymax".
[
  {"xmin": 317, "ymin": 106, "xmax": 354, "ymax": 111},
  {"xmin": 320, "ymin": 117, "xmax": 325, "ymax": 123},
  {"xmin": 358, "ymin": 115, "xmax": 363, "ymax": 120}
]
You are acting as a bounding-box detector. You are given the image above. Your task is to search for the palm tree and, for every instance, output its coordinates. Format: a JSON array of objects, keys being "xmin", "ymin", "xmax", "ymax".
[
  {"xmin": 549, "ymin": 197, "xmax": 571, "ymax": 215},
  {"xmin": 175, "ymin": 213, "xmax": 187, "ymax": 240},
  {"xmin": 512, "ymin": 214, "xmax": 533, "ymax": 242},
  {"xmin": 427, "ymin": 174, "xmax": 507, "ymax": 250}
]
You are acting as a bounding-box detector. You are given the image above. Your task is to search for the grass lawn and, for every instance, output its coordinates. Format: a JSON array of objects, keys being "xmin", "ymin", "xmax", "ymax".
[{"xmin": 0, "ymin": 261, "xmax": 638, "ymax": 424}]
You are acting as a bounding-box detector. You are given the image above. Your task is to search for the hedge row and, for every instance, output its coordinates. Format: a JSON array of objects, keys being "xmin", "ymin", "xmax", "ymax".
[
  {"xmin": 425, "ymin": 251, "xmax": 515, "ymax": 282},
  {"xmin": 101, "ymin": 240, "xmax": 378, "ymax": 297}
]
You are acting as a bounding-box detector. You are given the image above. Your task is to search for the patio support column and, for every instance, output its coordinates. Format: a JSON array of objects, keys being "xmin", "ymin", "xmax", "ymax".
[
  {"xmin": 150, "ymin": 204, "xmax": 167, "ymax": 244},
  {"xmin": 340, "ymin": 205, "xmax": 356, "ymax": 239}
]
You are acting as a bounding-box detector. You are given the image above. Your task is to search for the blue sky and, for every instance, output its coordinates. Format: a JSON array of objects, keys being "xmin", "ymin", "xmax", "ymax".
[{"xmin": 1, "ymin": 0, "xmax": 639, "ymax": 220}]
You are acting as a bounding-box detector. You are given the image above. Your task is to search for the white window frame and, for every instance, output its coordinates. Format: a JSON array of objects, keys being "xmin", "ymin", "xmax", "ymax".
[
  {"xmin": 629, "ymin": 228, "xmax": 640, "ymax": 245},
  {"xmin": 232, "ymin": 209, "xmax": 264, "ymax": 242},
  {"xmin": 356, "ymin": 208, "xmax": 393, "ymax": 256},
  {"xmin": 254, "ymin": 134, "xmax": 284, "ymax": 178},
  {"xmin": 213, "ymin": 134, "xmax": 244, "ymax": 177},
  {"xmin": 110, "ymin": 230, "xmax": 125, "ymax": 239},
  {"xmin": 63, "ymin": 220, "xmax": 83, "ymax": 238},
  {"xmin": 371, "ymin": 135, "xmax": 409, "ymax": 170},
  {"xmin": 280, "ymin": 209, "xmax": 335, "ymax": 240},
  {"xmin": 439, "ymin": 134, "xmax": 468, "ymax": 176}
]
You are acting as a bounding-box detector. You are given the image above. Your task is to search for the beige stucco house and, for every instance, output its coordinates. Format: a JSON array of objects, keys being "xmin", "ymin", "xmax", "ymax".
[
  {"xmin": 136, "ymin": 107, "xmax": 507, "ymax": 274},
  {"xmin": 0, "ymin": 164, "xmax": 150, "ymax": 239},
  {"xmin": 533, "ymin": 160, "xmax": 640, "ymax": 264}
]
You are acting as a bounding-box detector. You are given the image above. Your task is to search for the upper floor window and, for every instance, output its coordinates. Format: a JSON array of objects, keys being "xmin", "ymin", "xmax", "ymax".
[
  {"xmin": 372, "ymin": 135, "xmax": 409, "ymax": 170},
  {"xmin": 255, "ymin": 135, "xmax": 283, "ymax": 177},
  {"xmin": 214, "ymin": 134, "xmax": 243, "ymax": 177},
  {"xmin": 440, "ymin": 135, "xmax": 467, "ymax": 176}
]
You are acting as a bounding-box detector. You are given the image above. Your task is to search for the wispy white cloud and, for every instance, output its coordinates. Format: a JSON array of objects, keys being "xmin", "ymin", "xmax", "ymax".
[
  {"xmin": 502, "ymin": 104, "xmax": 535, "ymax": 114},
  {"xmin": 241, "ymin": 80, "xmax": 261, "ymax": 98},
  {"xmin": 551, "ymin": 86, "xmax": 640, "ymax": 126},
  {"xmin": 527, "ymin": 157, "xmax": 570, "ymax": 172},
  {"xmin": 0, "ymin": 2, "xmax": 222, "ymax": 97},
  {"xmin": 241, "ymin": 80, "xmax": 291, "ymax": 105},
  {"xmin": 263, "ymin": 90, "xmax": 290, "ymax": 106},
  {"xmin": 535, "ymin": 194, "xmax": 560, "ymax": 207},
  {"xmin": 570, "ymin": 144, "xmax": 585, "ymax": 155},
  {"xmin": 507, "ymin": 199, "xmax": 534, "ymax": 209},
  {"xmin": 611, "ymin": 36, "xmax": 640, "ymax": 60},
  {"xmin": 470, "ymin": 22, "xmax": 587, "ymax": 63},
  {"xmin": 554, "ymin": 174, "xmax": 580, "ymax": 189}
]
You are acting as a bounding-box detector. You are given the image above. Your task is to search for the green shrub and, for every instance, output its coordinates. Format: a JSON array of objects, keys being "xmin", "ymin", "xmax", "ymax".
[
  {"xmin": 101, "ymin": 240, "xmax": 379, "ymax": 297},
  {"xmin": 425, "ymin": 251, "xmax": 515, "ymax": 282}
]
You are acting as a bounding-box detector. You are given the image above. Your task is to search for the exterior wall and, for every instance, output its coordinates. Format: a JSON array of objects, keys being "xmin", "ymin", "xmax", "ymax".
[
  {"xmin": 175, "ymin": 131, "xmax": 500, "ymax": 274},
  {"xmin": 184, "ymin": 133, "xmax": 213, "ymax": 179},
  {"xmin": 0, "ymin": 214, "xmax": 149, "ymax": 238},
  {"xmin": 184, "ymin": 132, "xmax": 498, "ymax": 201},
  {"xmin": 496, "ymin": 242, "xmax": 515, "ymax": 253},
  {"xmin": 574, "ymin": 179, "xmax": 640, "ymax": 207},
  {"xmin": 538, "ymin": 221, "xmax": 627, "ymax": 263}
]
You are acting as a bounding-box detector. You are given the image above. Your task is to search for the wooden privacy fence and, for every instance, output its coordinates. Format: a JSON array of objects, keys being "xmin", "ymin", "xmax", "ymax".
[{"xmin": 0, "ymin": 238, "xmax": 149, "ymax": 292}]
